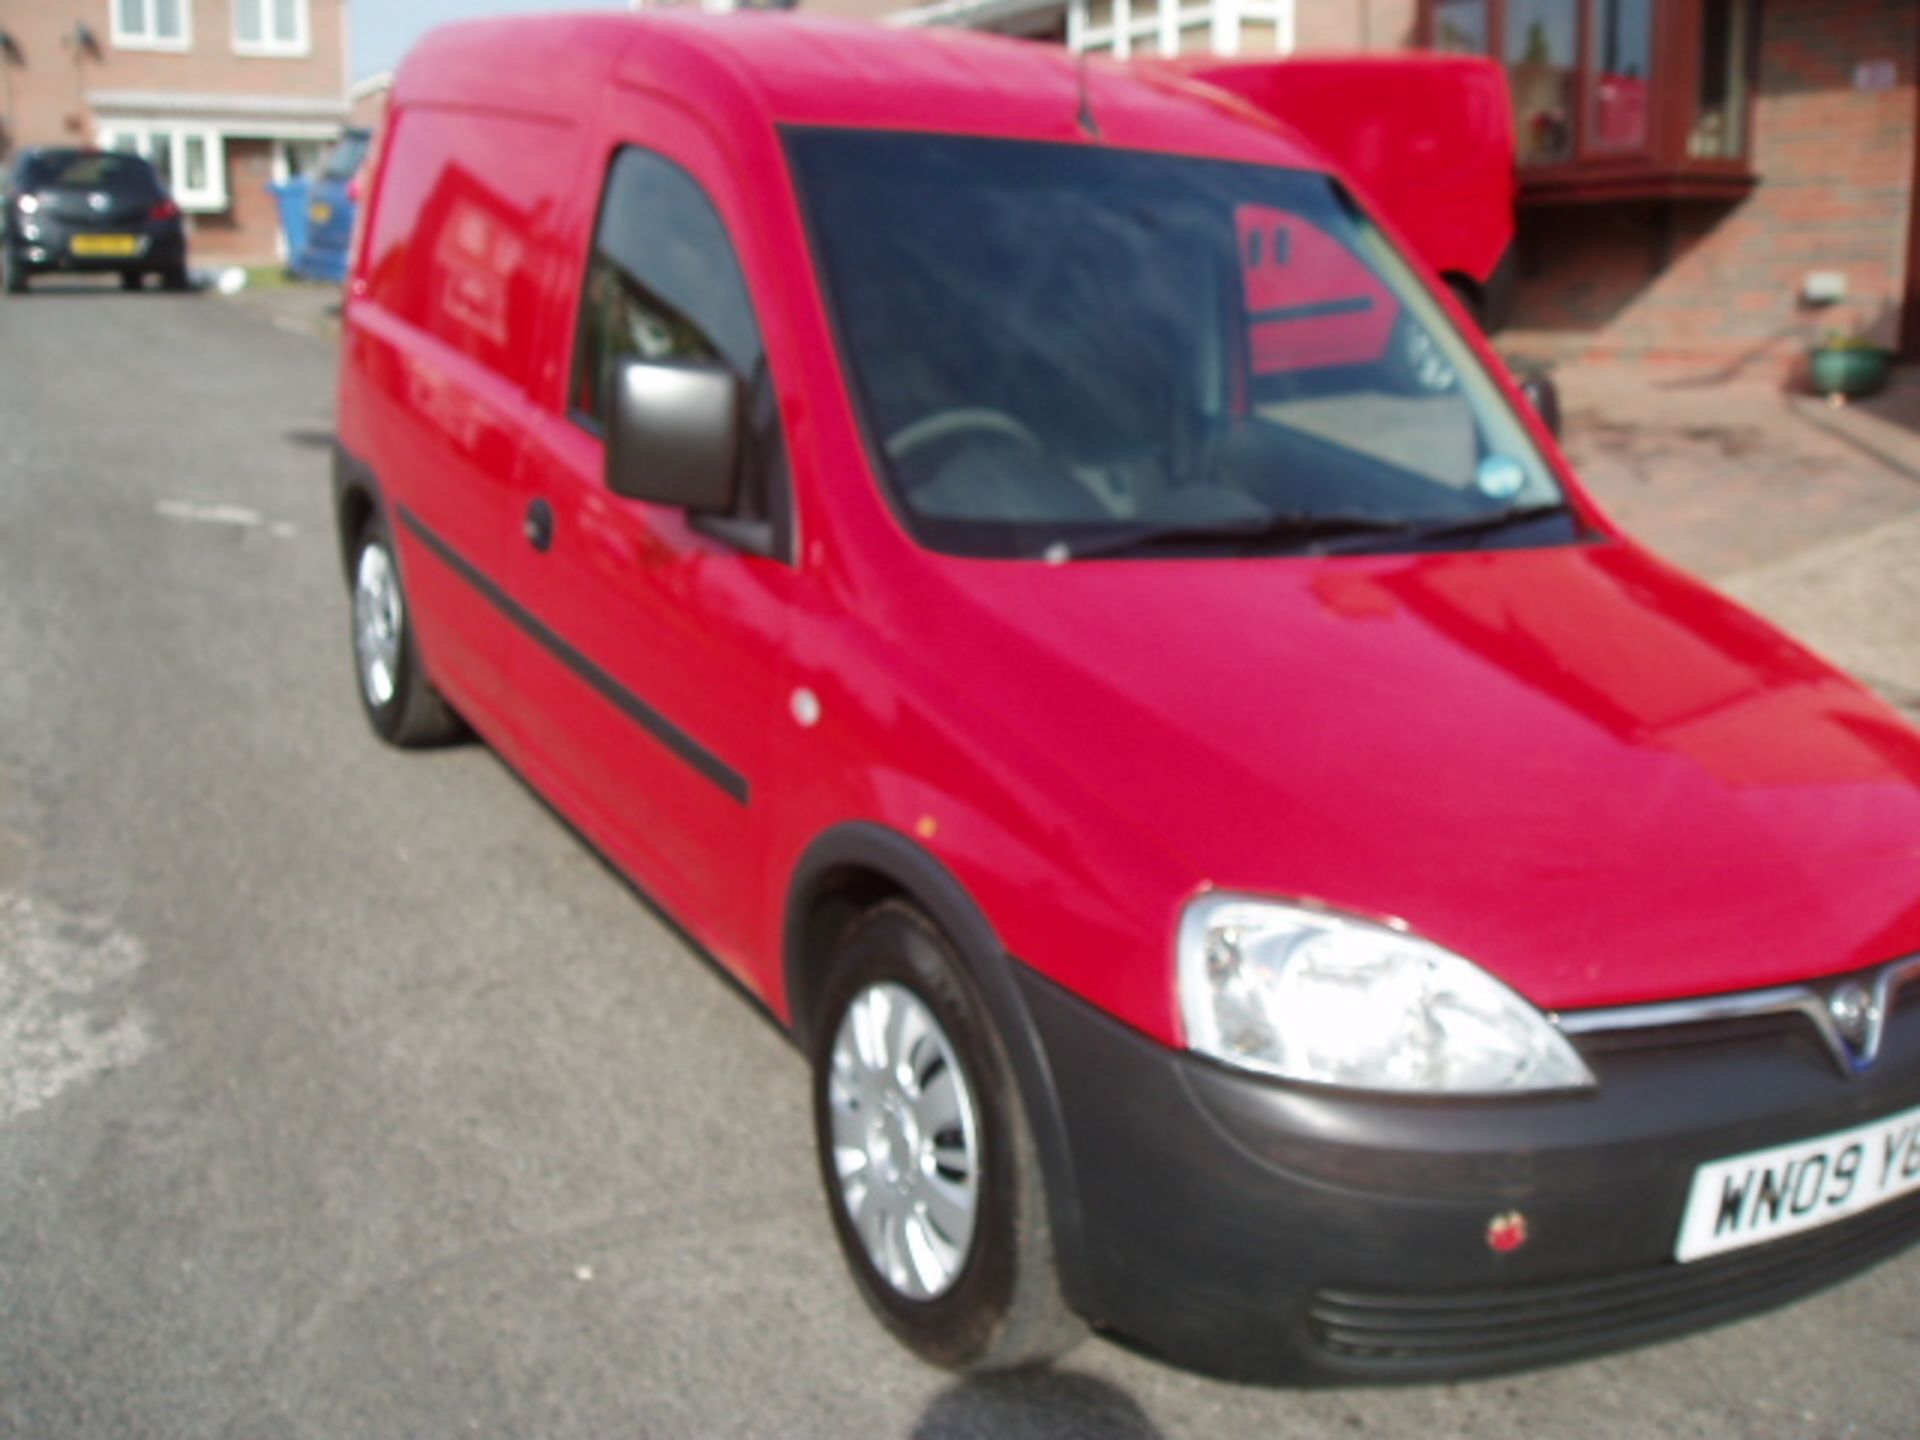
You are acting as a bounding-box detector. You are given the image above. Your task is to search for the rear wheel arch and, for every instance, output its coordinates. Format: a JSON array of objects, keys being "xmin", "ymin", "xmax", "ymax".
[
  {"xmin": 783, "ymin": 823, "xmax": 1091, "ymax": 1312},
  {"xmin": 333, "ymin": 447, "xmax": 381, "ymax": 590}
]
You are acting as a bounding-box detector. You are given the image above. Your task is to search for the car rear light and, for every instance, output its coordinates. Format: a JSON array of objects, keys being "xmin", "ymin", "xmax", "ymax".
[{"xmin": 150, "ymin": 198, "xmax": 181, "ymax": 222}]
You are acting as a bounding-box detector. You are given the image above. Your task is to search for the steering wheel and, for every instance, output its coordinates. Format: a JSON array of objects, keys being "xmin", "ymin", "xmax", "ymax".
[{"xmin": 884, "ymin": 408, "xmax": 1045, "ymax": 462}]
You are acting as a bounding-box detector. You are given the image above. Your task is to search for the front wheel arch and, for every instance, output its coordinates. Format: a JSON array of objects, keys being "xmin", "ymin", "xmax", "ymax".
[{"xmin": 783, "ymin": 823, "xmax": 1092, "ymax": 1319}]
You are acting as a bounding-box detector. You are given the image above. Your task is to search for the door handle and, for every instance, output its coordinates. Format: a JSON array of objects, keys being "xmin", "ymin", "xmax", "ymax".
[{"xmin": 524, "ymin": 497, "xmax": 554, "ymax": 553}]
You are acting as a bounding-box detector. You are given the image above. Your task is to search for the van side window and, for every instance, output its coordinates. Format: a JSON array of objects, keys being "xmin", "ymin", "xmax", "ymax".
[
  {"xmin": 571, "ymin": 148, "xmax": 763, "ymax": 427},
  {"xmin": 571, "ymin": 147, "xmax": 784, "ymax": 543}
]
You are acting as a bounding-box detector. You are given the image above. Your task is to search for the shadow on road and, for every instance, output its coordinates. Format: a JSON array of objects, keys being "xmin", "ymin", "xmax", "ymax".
[{"xmin": 911, "ymin": 1369, "xmax": 1167, "ymax": 1440}]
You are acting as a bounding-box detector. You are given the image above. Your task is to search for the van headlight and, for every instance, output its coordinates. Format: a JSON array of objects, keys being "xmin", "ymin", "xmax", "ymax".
[{"xmin": 1176, "ymin": 895, "xmax": 1595, "ymax": 1094}]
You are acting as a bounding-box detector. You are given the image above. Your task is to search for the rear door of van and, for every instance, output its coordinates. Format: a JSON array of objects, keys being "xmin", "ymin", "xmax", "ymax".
[{"xmin": 343, "ymin": 102, "xmax": 581, "ymax": 743}]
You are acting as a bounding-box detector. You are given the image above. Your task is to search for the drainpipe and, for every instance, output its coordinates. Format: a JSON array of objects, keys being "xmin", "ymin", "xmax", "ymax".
[{"xmin": 0, "ymin": 33, "xmax": 14, "ymax": 158}]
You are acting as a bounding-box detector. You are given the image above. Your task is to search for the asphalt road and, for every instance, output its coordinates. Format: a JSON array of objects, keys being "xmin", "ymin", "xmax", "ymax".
[{"xmin": 2, "ymin": 280, "xmax": 1917, "ymax": 1439}]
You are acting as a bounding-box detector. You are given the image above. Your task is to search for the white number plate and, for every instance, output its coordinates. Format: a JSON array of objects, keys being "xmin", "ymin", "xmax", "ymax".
[{"xmin": 1675, "ymin": 1100, "xmax": 1920, "ymax": 1261}]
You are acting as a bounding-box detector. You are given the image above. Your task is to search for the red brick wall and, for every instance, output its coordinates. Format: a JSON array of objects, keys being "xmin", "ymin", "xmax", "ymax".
[
  {"xmin": 1507, "ymin": 0, "xmax": 1919, "ymax": 376},
  {"xmin": 187, "ymin": 137, "xmax": 279, "ymax": 264}
]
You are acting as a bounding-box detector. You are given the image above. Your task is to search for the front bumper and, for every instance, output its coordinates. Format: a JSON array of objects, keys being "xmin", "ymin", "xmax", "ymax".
[{"xmin": 1016, "ymin": 965, "xmax": 1920, "ymax": 1382}]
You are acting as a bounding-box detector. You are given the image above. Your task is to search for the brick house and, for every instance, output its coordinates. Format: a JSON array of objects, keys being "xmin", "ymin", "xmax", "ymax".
[
  {"xmin": 0, "ymin": 0, "xmax": 351, "ymax": 264},
  {"xmin": 346, "ymin": 68, "xmax": 386, "ymax": 133},
  {"xmin": 775, "ymin": 0, "xmax": 1920, "ymax": 377},
  {"xmin": 1425, "ymin": 0, "xmax": 1918, "ymax": 376}
]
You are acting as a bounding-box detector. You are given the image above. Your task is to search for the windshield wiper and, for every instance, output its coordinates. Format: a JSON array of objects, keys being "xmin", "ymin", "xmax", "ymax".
[
  {"xmin": 1051, "ymin": 511, "xmax": 1415, "ymax": 561},
  {"xmin": 1308, "ymin": 501, "xmax": 1577, "ymax": 554},
  {"xmin": 1050, "ymin": 501, "xmax": 1577, "ymax": 562},
  {"xmin": 1402, "ymin": 501, "xmax": 1574, "ymax": 543}
]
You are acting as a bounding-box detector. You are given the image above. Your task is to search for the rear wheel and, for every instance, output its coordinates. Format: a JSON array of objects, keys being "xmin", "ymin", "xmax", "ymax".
[
  {"xmin": 161, "ymin": 263, "xmax": 190, "ymax": 292},
  {"xmin": 350, "ymin": 514, "xmax": 463, "ymax": 747},
  {"xmin": 811, "ymin": 902, "xmax": 1083, "ymax": 1372},
  {"xmin": 120, "ymin": 270, "xmax": 144, "ymax": 292}
]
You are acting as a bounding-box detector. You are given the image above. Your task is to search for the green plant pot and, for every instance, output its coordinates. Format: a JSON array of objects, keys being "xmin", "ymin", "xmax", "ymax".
[{"xmin": 1809, "ymin": 345, "xmax": 1893, "ymax": 399}]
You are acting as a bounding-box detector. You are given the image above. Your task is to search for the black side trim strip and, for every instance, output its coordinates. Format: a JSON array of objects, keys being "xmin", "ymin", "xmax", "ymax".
[
  {"xmin": 1250, "ymin": 296, "xmax": 1376, "ymax": 324},
  {"xmin": 395, "ymin": 504, "xmax": 750, "ymax": 806}
]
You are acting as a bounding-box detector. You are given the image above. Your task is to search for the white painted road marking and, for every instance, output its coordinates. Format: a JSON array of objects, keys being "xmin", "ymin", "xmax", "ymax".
[
  {"xmin": 156, "ymin": 499, "xmax": 296, "ymax": 538},
  {"xmin": 0, "ymin": 889, "xmax": 152, "ymax": 1124}
]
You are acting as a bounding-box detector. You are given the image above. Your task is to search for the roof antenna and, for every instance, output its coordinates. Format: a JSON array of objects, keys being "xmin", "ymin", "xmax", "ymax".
[{"xmin": 1075, "ymin": 48, "xmax": 1100, "ymax": 140}]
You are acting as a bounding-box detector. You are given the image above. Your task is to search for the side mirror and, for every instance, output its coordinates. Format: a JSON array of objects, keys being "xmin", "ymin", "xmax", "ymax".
[
  {"xmin": 1508, "ymin": 359, "xmax": 1562, "ymax": 440},
  {"xmin": 606, "ymin": 356, "xmax": 741, "ymax": 512}
]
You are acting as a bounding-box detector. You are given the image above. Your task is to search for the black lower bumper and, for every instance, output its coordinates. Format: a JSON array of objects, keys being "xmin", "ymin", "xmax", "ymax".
[
  {"xmin": 1014, "ymin": 965, "xmax": 1920, "ymax": 1382},
  {"xmin": 7, "ymin": 225, "xmax": 186, "ymax": 276}
]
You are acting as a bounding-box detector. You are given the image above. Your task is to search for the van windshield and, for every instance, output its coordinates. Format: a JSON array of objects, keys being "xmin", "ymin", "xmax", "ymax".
[{"xmin": 786, "ymin": 131, "xmax": 1573, "ymax": 560}]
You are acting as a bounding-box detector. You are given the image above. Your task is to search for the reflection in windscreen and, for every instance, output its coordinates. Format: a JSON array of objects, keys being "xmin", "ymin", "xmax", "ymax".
[
  {"xmin": 789, "ymin": 132, "xmax": 1565, "ymax": 559},
  {"xmin": 25, "ymin": 152, "xmax": 160, "ymax": 194}
]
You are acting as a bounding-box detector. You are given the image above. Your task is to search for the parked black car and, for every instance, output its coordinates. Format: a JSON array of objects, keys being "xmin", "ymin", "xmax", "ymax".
[{"xmin": 3, "ymin": 148, "xmax": 189, "ymax": 294}]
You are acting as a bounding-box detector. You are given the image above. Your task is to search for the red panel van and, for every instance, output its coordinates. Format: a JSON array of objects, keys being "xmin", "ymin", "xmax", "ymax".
[{"xmin": 334, "ymin": 13, "xmax": 1920, "ymax": 1383}]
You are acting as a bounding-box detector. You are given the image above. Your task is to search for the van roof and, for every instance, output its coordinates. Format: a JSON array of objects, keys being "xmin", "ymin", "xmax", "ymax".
[{"xmin": 393, "ymin": 11, "xmax": 1320, "ymax": 168}]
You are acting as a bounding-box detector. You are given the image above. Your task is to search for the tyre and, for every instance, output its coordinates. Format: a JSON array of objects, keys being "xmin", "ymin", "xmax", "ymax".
[
  {"xmin": 3, "ymin": 250, "xmax": 25, "ymax": 295},
  {"xmin": 161, "ymin": 263, "xmax": 190, "ymax": 292},
  {"xmin": 350, "ymin": 514, "xmax": 464, "ymax": 747},
  {"xmin": 811, "ymin": 901, "xmax": 1083, "ymax": 1372},
  {"xmin": 120, "ymin": 270, "xmax": 144, "ymax": 292}
]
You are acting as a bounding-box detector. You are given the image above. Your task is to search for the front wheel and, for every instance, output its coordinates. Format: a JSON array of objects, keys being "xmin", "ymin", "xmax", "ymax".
[
  {"xmin": 811, "ymin": 902, "xmax": 1083, "ymax": 1371},
  {"xmin": 350, "ymin": 515, "xmax": 463, "ymax": 747},
  {"xmin": 3, "ymin": 251, "xmax": 26, "ymax": 295}
]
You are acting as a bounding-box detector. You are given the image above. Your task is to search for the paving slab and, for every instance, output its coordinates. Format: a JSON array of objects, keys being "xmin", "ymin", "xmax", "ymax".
[{"xmin": 1555, "ymin": 364, "xmax": 1920, "ymax": 582}]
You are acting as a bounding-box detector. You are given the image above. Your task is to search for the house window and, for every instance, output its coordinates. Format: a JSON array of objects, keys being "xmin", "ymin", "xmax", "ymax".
[
  {"xmin": 1690, "ymin": 0, "xmax": 1749, "ymax": 159},
  {"xmin": 1505, "ymin": 0, "xmax": 1576, "ymax": 165},
  {"xmin": 1070, "ymin": 0, "xmax": 1295, "ymax": 58},
  {"xmin": 100, "ymin": 125, "xmax": 228, "ymax": 212},
  {"xmin": 112, "ymin": 0, "xmax": 191, "ymax": 51},
  {"xmin": 1590, "ymin": 0, "xmax": 1653, "ymax": 153},
  {"xmin": 233, "ymin": 0, "xmax": 309, "ymax": 56},
  {"xmin": 1424, "ymin": 0, "xmax": 1757, "ymax": 200},
  {"xmin": 1434, "ymin": 0, "xmax": 1487, "ymax": 52}
]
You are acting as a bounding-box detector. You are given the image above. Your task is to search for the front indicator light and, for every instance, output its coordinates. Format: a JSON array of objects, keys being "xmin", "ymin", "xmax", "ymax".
[{"xmin": 1177, "ymin": 895, "xmax": 1595, "ymax": 1095}]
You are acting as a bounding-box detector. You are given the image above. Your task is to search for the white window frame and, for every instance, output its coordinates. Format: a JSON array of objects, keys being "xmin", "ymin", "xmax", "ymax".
[
  {"xmin": 111, "ymin": 0, "xmax": 193, "ymax": 53},
  {"xmin": 97, "ymin": 123, "xmax": 228, "ymax": 212},
  {"xmin": 1068, "ymin": 0, "xmax": 1297, "ymax": 57},
  {"xmin": 232, "ymin": 0, "xmax": 310, "ymax": 58}
]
